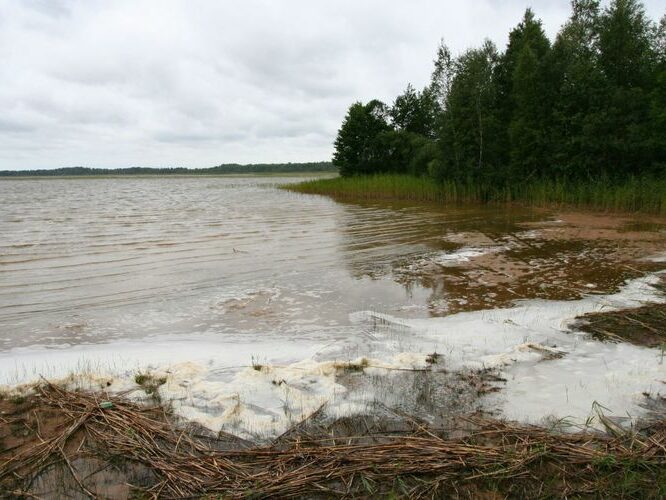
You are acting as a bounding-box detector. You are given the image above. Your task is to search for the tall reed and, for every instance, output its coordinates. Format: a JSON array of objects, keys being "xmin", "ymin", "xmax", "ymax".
[{"xmin": 285, "ymin": 174, "xmax": 666, "ymax": 215}]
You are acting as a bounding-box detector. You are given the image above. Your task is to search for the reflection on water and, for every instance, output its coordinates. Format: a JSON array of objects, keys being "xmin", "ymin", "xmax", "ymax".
[
  {"xmin": 339, "ymin": 200, "xmax": 666, "ymax": 315},
  {"xmin": 1, "ymin": 177, "xmax": 664, "ymax": 351}
]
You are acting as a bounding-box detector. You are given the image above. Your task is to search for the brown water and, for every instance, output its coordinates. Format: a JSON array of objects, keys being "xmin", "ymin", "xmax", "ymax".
[
  {"xmin": 2, "ymin": 176, "xmax": 665, "ymax": 436},
  {"xmin": 0, "ymin": 177, "xmax": 664, "ymax": 353}
]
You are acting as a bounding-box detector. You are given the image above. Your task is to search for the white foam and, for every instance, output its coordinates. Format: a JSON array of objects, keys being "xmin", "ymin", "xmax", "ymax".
[
  {"xmin": 432, "ymin": 247, "xmax": 499, "ymax": 265},
  {"xmin": 2, "ymin": 273, "xmax": 664, "ymax": 438},
  {"xmin": 369, "ymin": 273, "xmax": 666, "ymax": 426},
  {"xmin": 644, "ymin": 252, "xmax": 666, "ymax": 263}
]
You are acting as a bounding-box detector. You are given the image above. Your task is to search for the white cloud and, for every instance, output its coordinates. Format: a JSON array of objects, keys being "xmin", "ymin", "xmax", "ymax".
[{"xmin": 0, "ymin": 0, "xmax": 663, "ymax": 169}]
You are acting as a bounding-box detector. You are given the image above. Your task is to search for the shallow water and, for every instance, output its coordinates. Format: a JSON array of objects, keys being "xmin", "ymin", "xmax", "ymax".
[{"xmin": 1, "ymin": 176, "xmax": 665, "ymax": 437}]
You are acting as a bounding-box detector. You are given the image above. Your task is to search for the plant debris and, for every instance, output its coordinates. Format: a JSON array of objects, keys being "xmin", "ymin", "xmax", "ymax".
[
  {"xmin": 575, "ymin": 303, "xmax": 666, "ymax": 347},
  {"xmin": 2, "ymin": 383, "xmax": 666, "ymax": 498}
]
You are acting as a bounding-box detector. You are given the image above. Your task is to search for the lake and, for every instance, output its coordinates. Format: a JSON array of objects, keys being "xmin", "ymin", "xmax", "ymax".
[{"xmin": 1, "ymin": 176, "xmax": 665, "ymax": 439}]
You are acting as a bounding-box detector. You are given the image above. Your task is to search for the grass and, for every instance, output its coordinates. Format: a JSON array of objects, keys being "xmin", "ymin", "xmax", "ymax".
[
  {"xmin": 251, "ymin": 355, "xmax": 264, "ymax": 371},
  {"xmin": 134, "ymin": 372, "xmax": 167, "ymax": 398},
  {"xmin": 284, "ymin": 174, "xmax": 666, "ymax": 215},
  {"xmin": 8, "ymin": 394, "xmax": 27, "ymax": 405},
  {"xmin": 425, "ymin": 352, "xmax": 441, "ymax": 365}
]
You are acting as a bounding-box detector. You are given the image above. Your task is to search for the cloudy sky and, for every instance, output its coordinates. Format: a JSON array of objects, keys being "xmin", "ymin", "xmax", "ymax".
[{"xmin": 1, "ymin": 1, "xmax": 663, "ymax": 170}]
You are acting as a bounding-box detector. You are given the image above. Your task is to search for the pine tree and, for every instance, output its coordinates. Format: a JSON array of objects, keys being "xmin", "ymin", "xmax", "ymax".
[
  {"xmin": 597, "ymin": 0, "xmax": 657, "ymax": 176},
  {"xmin": 549, "ymin": 0, "xmax": 607, "ymax": 179},
  {"xmin": 648, "ymin": 14, "xmax": 666, "ymax": 173},
  {"xmin": 496, "ymin": 9, "xmax": 552, "ymax": 180},
  {"xmin": 332, "ymin": 1, "xmax": 665, "ymax": 185}
]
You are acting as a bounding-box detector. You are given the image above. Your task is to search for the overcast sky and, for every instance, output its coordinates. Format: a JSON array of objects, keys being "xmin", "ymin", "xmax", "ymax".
[{"xmin": 1, "ymin": 1, "xmax": 663, "ymax": 170}]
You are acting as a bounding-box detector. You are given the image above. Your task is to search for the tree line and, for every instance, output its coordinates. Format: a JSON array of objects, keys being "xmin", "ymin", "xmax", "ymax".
[
  {"xmin": 0, "ymin": 162, "xmax": 335, "ymax": 177},
  {"xmin": 333, "ymin": 0, "xmax": 666, "ymax": 185}
]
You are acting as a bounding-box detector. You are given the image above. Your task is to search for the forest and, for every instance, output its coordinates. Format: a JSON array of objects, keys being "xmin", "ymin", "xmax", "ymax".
[
  {"xmin": 332, "ymin": 0, "xmax": 666, "ymax": 189},
  {"xmin": 0, "ymin": 162, "xmax": 334, "ymax": 177}
]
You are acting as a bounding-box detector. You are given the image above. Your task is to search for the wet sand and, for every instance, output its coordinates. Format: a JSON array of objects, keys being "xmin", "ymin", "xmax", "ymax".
[{"xmin": 391, "ymin": 210, "xmax": 666, "ymax": 315}]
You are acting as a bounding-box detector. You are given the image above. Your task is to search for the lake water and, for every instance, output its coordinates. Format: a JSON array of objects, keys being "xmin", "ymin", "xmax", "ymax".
[{"xmin": 1, "ymin": 176, "xmax": 665, "ymax": 439}]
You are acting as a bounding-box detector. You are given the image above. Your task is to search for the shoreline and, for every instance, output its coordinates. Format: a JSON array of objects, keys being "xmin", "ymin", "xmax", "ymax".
[
  {"xmin": 0, "ymin": 171, "xmax": 337, "ymax": 180},
  {"xmin": 2, "ymin": 382, "xmax": 665, "ymax": 498},
  {"xmin": 283, "ymin": 174, "xmax": 666, "ymax": 216},
  {"xmin": 2, "ymin": 272, "xmax": 664, "ymax": 442},
  {"xmin": 2, "ymin": 244, "xmax": 664, "ymax": 498},
  {"xmin": 3, "ymin": 175, "xmax": 665, "ymax": 496}
]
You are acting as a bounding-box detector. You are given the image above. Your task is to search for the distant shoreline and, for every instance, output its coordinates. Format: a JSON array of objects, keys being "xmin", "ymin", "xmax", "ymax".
[
  {"xmin": 0, "ymin": 162, "xmax": 336, "ymax": 178},
  {"xmin": 0, "ymin": 171, "xmax": 337, "ymax": 180}
]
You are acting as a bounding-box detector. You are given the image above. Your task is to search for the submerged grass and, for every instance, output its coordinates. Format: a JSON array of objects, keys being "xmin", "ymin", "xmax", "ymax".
[
  {"xmin": 285, "ymin": 174, "xmax": 666, "ymax": 215},
  {"xmin": 576, "ymin": 303, "xmax": 666, "ymax": 347},
  {"xmin": 575, "ymin": 276, "xmax": 666, "ymax": 348},
  {"xmin": 134, "ymin": 372, "xmax": 167, "ymax": 398}
]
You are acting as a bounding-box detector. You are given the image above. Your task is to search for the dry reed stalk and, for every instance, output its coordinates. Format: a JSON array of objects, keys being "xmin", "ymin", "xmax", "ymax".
[{"xmin": 1, "ymin": 383, "xmax": 665, "ymax": 498}]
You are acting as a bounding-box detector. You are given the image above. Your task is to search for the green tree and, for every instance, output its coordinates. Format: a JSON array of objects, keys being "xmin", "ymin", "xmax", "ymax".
[
  {"xmin": 490, "ymin": 10, "xmax": 552, "ymax": 179},
  {"xmin": 391, "ymin": 84, "xmax": 439, "ymax": 138},
  {"xmin": 598, "ymin": 0, "xmax": 655, "ymax": 87},
  {"xmin": 549, "ymin": 0, "xmax": 606, "ymax": 179},
  {"xmin": 436, "ymin": 41, "xmax": 502, "ymax": 182},
  {"xmin": 656, "ymin": 14, "xmax": 666, "ymax": 58},
  {"xmin": 429, "ymin": 41, "xmax": 462, "ymax": 177},
  {"xmin": 331, "ymin": 1, "xmax": 665, "ymax": 187},
  {"xmin": 648, "ymin": 14, "xmax": 666, "ymax": 173},
  {"xmin": 596, "ymin": 0, "xmax": 657, "ymax": 176},
  {"xmin": 409, "ymin": 136, "xmax": 441, "ymax": 177},
  {"xmin": 496, "ymin": 9, "xmax": 552, "ymax": 179},
  {"xmin": 333, "ymin": 100, "xmax": 392, "ymax": 176}
]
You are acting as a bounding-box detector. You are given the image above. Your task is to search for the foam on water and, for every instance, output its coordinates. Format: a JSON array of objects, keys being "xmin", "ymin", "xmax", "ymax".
[
  {"xmin": 2, "ymin": 273, "xmax": 663, "ymax": 439},
  {"xmin": 645, "ymin": 251, "xmax": 666, "ymax": 263},
  {"xmin": 432, "ymin": 247, "xmax": 496, "ymax": 265}
]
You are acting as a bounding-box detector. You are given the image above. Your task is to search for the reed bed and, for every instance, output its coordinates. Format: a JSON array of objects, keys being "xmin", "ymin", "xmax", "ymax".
[
  {"xmin": 2, "ymin": 383, "xmax": 666, "ymax": 498},
  {"xmin": 285, "ymin": 174, "xmax": 666, "ymax": 215}
]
